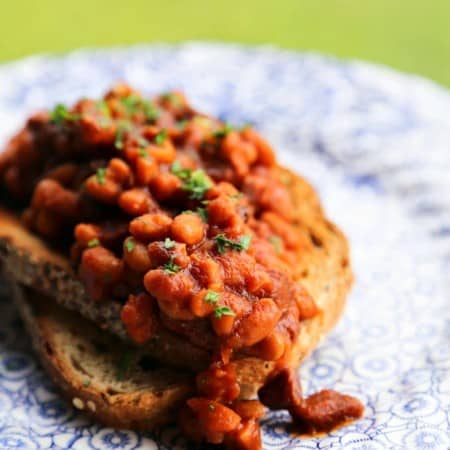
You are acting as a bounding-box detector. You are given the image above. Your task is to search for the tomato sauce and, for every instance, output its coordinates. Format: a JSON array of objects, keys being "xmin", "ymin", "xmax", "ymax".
[{"xmin": 0, "ymin": 84, "xmax": 363, "ymax": 449}]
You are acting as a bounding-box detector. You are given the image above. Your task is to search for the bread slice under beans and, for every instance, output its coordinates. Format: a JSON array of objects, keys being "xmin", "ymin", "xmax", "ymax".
[
  {"xmin": 6, "ymin": 279, "xmax": 194, "ymax": 430},
  {"xmin": 0, "ymin": 167, "xmax": 353, "ymax": 405}
]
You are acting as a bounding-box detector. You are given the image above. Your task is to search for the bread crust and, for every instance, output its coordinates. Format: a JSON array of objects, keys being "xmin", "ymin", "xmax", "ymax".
[{"xmin": 0, "ymin": 167, "xmax": 353, "ymax": 409}]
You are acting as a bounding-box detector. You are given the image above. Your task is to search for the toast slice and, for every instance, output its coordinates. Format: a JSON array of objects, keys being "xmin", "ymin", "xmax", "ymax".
[
  {"xmin": 7, "ymin": 279, "xmax": 194, "ymax": 430},
  {"xmin": 0, "ymin": 167, "xmax": 353, "ymax": 399}
]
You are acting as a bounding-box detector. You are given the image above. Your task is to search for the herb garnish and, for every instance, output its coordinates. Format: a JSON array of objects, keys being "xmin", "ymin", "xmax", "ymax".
[
  {"xmin": 230, "ymin": 192, "xmax": 243, "ymax": 203},
  {"xmin": 182, "ymin": 170, "xmax": 211, "ymax": 200},
  {"xmin": 125, "ymin": 237, "xmax": 135, "ymax": 252},
  {"xmin": 50, "ymin": 104, "xmax": 80, "ymax": 125},
  {"xmin": 214, "ymin": 234, "xmax": 252, "ymax": 254},
  {"xmin": 117, "ymin": 351, "xmax": 133, "ymax": 381},
  {"xmin": 137, "ymin": 136, "xmax": 150, "ymax": 148},
  {"xmin": 162, "ymin": 256, "xmax": 180, "ymax": 275},
  {"xmin": 213, "ymin": 124, "xmax": 233, "ymax": 138},
  {"xmin": 83, "ymin": 379, "xmax": 91, "ymax": 387},
  {"xmin": 204, "ymin": 290, "xmax": 220, "ymax": 304},
  {"xmin": 195, "ymin": 207, "xmax": 208, "ymax": 222},
  {"xmin": 115, "ymin": 121, "xmax": 130, "ymax": 150},
  {"xmin": 96, "ymin": 168, "xmax": 107, "ymax": 185},
  {"xmin": 269, "ymin": 235, "xmax": 283, "ymax": 254},
  {"xmin": 96, "ymin": 100, "xmax": 110, "ymax": 117},
  {"xmin": 214, "ymin": 306, "xmax": 235, "ymax": 318},
  {"xmin": 155, "ymin": 129, "xmax": 167, "ymax": 145},
  {"xmin": 120, "ymin": 95, "xmax": 141, "ymax": 115},
  {"xmin": 163, "ymin": 237, "xmax": 176, "ymax": 249},
  {"xmin": 87, "ymin": 238, "xmax": 100, "ymax": 248},
  {"xmin": 170, "ymin": 163, "xmax": 211, "ymax": 200},
  {"xmin": 170, "ymin": 161, "xmax": 191, "ymax": 179},
  {"xmin": 161, "ymin": 92, "xmax": 182, "ymax": 107},
  {"xmin": 143, "ymin": 101, "xmax": 160, "ymax": 122},
  {"xmin": 175, "ymin": 119, "xmax": 188, "ymax": 130},
  {"xmin": 138, "ymin": 148, "xmax": 149, "ymax": 158}
]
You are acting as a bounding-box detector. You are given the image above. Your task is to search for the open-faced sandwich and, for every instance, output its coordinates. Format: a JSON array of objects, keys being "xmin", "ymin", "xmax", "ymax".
[{"xmin": 0, "ymin": 84, "xmax": 363, "ymax": 449}]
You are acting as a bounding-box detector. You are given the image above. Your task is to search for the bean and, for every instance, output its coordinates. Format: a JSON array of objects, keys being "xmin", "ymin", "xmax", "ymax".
[
  {"xmin": 129, "ymin": 213, "xmax": 172, "ymax": 241},
  {"xmin": 171, "ymin": 213, "xmax": 205, "ymax": 245}
]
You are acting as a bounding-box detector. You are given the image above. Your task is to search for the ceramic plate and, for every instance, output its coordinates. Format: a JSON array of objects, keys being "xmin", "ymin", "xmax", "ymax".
[{"xmin": 0, "ymin": 43, "xmax": 449, "ymax": 450}]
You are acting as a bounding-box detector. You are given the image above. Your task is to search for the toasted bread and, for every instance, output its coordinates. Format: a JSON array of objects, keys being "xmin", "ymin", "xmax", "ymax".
[
  {"xmin": 6, "ymin": 279, "xmax": 194, "ymax": 430},
  {"xmin": 0, "ymin": 167, "xmax": 353, "ymax": 402}
]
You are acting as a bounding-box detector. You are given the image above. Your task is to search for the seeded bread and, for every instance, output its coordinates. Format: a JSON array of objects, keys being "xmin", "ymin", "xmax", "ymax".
[{"xmin": 0, "ymin": 167, "xmax": 353, "ymax": 404}]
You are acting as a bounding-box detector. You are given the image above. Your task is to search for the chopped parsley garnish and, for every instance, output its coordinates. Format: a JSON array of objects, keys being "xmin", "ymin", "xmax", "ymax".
[
  {"xmin": 119, "ymin": 95, "xmax": 160, "ymax": 122},
  {"xmin": 87, "ymin": 238, "xmax": 100, "ymax": 248},
  {"xmin": 182, "ymin": 169, "xmax": 211, "ymax": 200},
  {"xmin": 162, "ymin": 256, "xmax": 180, "ymax": 275},
  {"xmin": 170, "ymin": 161, "xmax": 191, "ymax": 179},
  {"xmin": 155, "ymin": 129, "xmax": 167, "ymax": 145},
  {"xmin": 117, "ymin": 351, "xmax": 133, "ymax": 381},
  {"xmin": 120, "ymin": 95, "xmax": 141, "ymax": 115},
  {"xmin": 269, "ymin": 235, "xmax": 283, "ymax": 254},
  {"xmin": 170, "ymin": 162, "xmax": 211, "ymax": 200},
  {"xmin": 50, "ymin": 104, "xmax": 80, "ymax": 125},
  {"xmin": 96, "ymin": 168, "xmax": 107, "ymax": 185},
  {"xmin": 143, "ymin": 101, "xmax": 160, "ymax": 122},
  {"xmin": 175, "ymin": 119, "xmax": 188, "ymax": 130},
  {"xmin": 83, "ymin": 379, "xmax": 91, "ymax": 387},
  {"xmin": 196, "ymin": 207, "xmax": 208, "ymax": 222},
  {"xmin": 162, "ymin": 92, "xmax": 182, "ymax": 107},
  {"xmin": 163, "ymin": 237, "xmax": 176, "ymax": 249},
  {"xmin": 125, "ymin": 237, "xmax": 135, "ymax": 253},
  {"xmin": 214, "ymin": 234, "xmax": 252, "ymax": 254},
  {"xmin": 230, "ymin": 192, "xmax": 243, "ymax": 203},
  {"xmin": 138, "ymin": 148, "xmax": 149, "ymax": 158},
  {"xmin": 137, "ymin": 136, "xmax": 150, "ymax": 148},
  {"xmin": 96, "ymin": 100, "xmax": 110, "ymax": 117},
  {"xmin": 214, "ymin": 306, "xmax": 235, "ymax": 318},
  {"xmin": 213, "ymin": 124, "xmax": 233, "ymax": 138},
  {"xmin": 204, "ymin": 290, "xmax": 220, "ymax": 304},
  {"xmin": 115, "ymin": 121, "xmax": 130, "ymax": 150}
]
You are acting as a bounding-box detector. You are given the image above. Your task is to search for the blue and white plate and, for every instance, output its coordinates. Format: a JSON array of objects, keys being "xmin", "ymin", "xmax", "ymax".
[{"xmin": 0, "ymin": 43, "xmax": 449, "ymax": 450}]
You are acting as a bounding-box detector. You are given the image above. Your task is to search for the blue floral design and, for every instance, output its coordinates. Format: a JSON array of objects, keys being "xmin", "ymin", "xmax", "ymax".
[{"xmin": 0, "ymin": 43, "xmax": 449, "ymax": 449}]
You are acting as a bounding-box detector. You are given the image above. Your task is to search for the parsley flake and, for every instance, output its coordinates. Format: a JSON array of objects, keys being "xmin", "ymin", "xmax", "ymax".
[
  {"xmin": 213, "ymin": 124, "xmax": 233, "ymax": 138},
  {"xmin": 205, "ymin": 290, "xmax": 220, "ymax": 304},
  {"xmin": 96, "ymin": 168, "xmax": 107, "ymax": 185},
  {"xmin": 138, "ymin": 148, "xmax": 149, "ymax": 158},
  {"xmin": 137, "ymin": 136, "xmax": 150, "ymax": 148},
  {"xmin": 162, "ymin": 256, "xmax": 180, "ymax": 275},
  {"xmin": 269, "ymin": 235, "xmax": 283, "ymax": 254},
  {"xmin": 83, "ymin": 379, "xmax": 91, "ymax": 387},
  {"xmin": 125, "ymin": 238, "xmax": 135, "ymax": 253},
  {"xmin": 161, "ymin": 92, "xmax": 182, "ymax": 107},
  {"xmin": 171, "ymin": 161, "xmax": 191, "ymax": 179},
  {"xmin": 143, "ymin": 101, "xmax": 160, "ymax": 122},
  {"xmin": 115, "ymin": 122, "xmax": 130, "ymax": 150},
  {"xmin": 196, "ymin": 207, "xmax": 208, "ymax": 222},
  {"xmin": 214, "ymin": 234, "xmax": 252, "ymax": 254},
  {"xmin": 171, "ymin": 163, "xmax": 211, "ymax": 200},
  {"xmin": 163, "ymin": 237, "xmax": 176, "ymax": 249},
  {"xmin": 120, "ymin": 95, "xmax": 141, "ymax": 115},
  {"xmin": 50, "ymin": 104, "xmax": 80, "ymax": 125},
  {"xmin": 87, "ymin": 238, "xmax": 100, "ymax": 248},
  {"xmin": 182, "ymin": 169, "xmax": 211, "ymax": 200},
  {"xmin": 155, "ymin": 129, "xmax": 167, "ymax": 145},
  {"xmin": 96, "ymin": 100, "xmax": 110, "ymax": 117},
  {"xmin": 214, "ymin": 306, "xmax": 235, "ymax": 318}
]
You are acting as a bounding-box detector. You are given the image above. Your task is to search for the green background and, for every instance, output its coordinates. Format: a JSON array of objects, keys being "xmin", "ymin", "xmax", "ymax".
[{"xmin": 1, "ymin": 0, "xmax": 449, "ymax": 86}]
